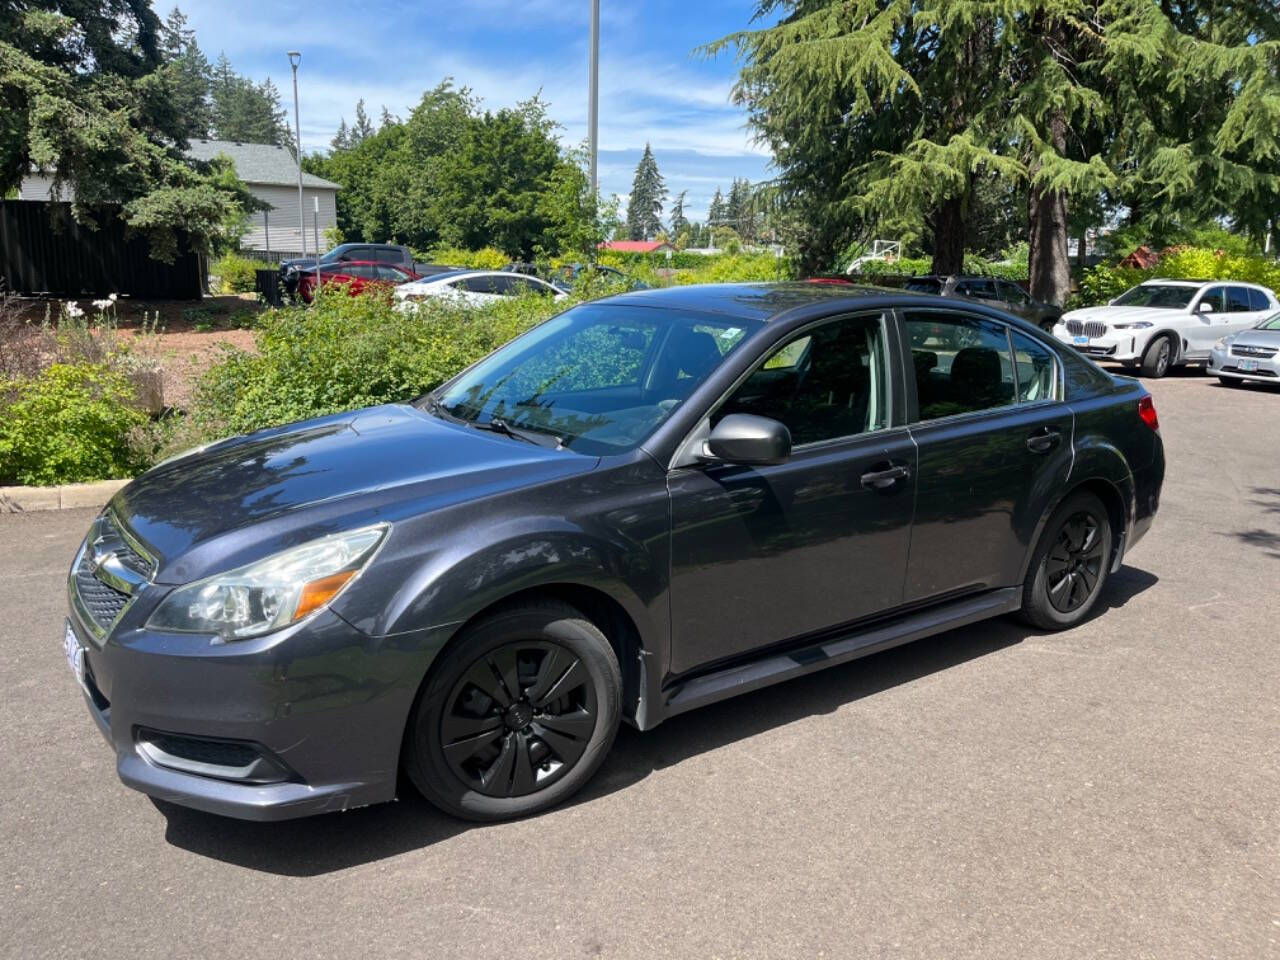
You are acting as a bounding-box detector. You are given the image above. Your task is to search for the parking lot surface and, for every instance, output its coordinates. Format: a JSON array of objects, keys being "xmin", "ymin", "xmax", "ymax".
[{"xmin": 2, "ymin": 373, "xmax": 1277, "ymax": 960}]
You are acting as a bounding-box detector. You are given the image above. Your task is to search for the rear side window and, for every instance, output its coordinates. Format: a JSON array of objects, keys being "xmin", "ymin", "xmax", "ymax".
[
  {"xmin": 714, "ymin": 313, "xmax": 889, "ymax": 445},
  {"xmin": 374, "ymin": 248, "xmax": 400, "ymax": 263},
  {"xmin": 955, "ymin": 279, "xmax": 997, "ymax": 299},
  {"xmin": 1249, "ymin": 289, "xmax": 1270, "ymax": 311},
  {"xmin": 904, "ymin": 312, "xmax": 1016, "ymax": 420},
  {"xmin": 1011, "ymin": 331, "xmax": 1057, "ymax": 402},
  {"xmin": 1226, "ymin": 287, "xmax": 1252, "ymax": 312}
]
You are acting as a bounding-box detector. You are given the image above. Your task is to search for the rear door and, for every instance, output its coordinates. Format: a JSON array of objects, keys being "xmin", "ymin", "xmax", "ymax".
[
  {"xmin": 667, "ymin": 310, "xmax": 916, "ymax": 674},
  {"xmin": 1225, "ymin": 286, "xmax": 1262, "ymax": 337},
  {"xmin": 902, "ymin": 309, "xmax": 1073, "ymax": 602}
]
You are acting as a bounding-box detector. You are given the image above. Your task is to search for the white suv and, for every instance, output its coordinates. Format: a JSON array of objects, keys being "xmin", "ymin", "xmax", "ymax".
[{"xmin": 1053, "ymin": 279, "xmax": 1279, "ymax": 377}]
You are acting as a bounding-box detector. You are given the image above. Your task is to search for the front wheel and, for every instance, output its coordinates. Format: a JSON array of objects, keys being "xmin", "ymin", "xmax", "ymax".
[
  {"xmin": 404, "ymin": 599, "xmax": 622, "ymax": 821},
  {"xmin": 1139, "ymin": 335, "xmax": 1175, "ymax": 378},
  {"xmin": 1018, "ymin": 491, "xmax": 1114, "ymax": 631}
]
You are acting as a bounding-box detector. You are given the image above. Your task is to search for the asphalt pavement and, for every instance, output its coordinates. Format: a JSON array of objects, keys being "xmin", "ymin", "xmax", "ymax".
[{"xmin": 2, "ymin": 372, "xmax": 1278, "ymax": 960}]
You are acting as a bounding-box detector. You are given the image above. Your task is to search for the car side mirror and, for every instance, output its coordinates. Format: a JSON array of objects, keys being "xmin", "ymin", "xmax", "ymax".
[
  {"xmin": 1196, "ymin": 301, "xmax": 1213, "ymax": 314},
  {"xmin": 702, "ymin": 414, "xmax": 791, "ymax": 466}
]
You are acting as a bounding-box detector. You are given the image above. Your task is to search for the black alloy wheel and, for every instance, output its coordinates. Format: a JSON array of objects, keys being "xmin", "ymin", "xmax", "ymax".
[
  {"xmin": 1141, "ymin": 336, "xmax": 1173, "ymax": 377},
  {"xmin": 439, "ymin": 641, "xmax": 597, "ymax": 798},
  {"xmin": 1019, "ymin": 491, "xmax": 1113, "ymax": 630},
  {"xmin": 404, "ymin": 599, "xmax": 621, "ymax": 821},
  {"xmin": 1043, "ymin": 512, "xmax": 1105, "ymax": 613}
]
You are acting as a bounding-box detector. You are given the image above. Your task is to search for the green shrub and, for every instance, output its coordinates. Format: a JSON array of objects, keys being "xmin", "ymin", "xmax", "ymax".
[
  {"xmin": 217, "ymin": 254, "xmax": 270, "ymax": 294},
  {"xmin": 0, "ymin": 363, "xmax": 151, "ymax": 485},
  {"xmin": 190, "ymin": 289, "xmax": 563, "ymax": 439},
  {"xmin": 1071, "ymin": 247, "xmax": 1280, "ymax": 308},
  {"xmin": 422, "ymin": 245, "xmax": 509, "ymax": 270}
]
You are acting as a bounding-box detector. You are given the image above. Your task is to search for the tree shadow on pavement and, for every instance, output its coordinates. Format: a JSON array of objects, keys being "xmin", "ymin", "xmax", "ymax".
[
  {"xmin": 156, "ymin": 565, "xmax": 1158, "ymax": 876},
  {"xmin": 1229, "ymin": 488, "xmax": 1280, "ymax": 558}
]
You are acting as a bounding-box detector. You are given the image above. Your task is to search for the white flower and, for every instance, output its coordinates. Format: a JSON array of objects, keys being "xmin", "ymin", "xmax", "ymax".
[
  {"xmin": 64, "ymin": 302, "xmax": 84, "ymax": 318},
  {"xmin": 108, "ymin": 293, "xmax": 118, "ymax": 301},
  {"xmin": 92, "ymin": 299, "xmax": 112, "ymax": 310}
]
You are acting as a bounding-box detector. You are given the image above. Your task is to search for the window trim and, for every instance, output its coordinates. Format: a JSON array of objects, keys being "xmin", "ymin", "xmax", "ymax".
[
  {"xmin": 898, "ymin": 307, "xmax": 1064, "ymax": 427},
  {"xmin": 668, "ymin": 309, "xmax": 896, "ymax": 469}
]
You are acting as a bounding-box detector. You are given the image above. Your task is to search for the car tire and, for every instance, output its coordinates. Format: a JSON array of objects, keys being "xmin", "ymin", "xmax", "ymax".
[
  {"xmin": 1139, "ymin": 335, "xmax": 1175, "ymax": 378},
  {"xmin": 404, "ymin": 599, "xmax": 622, "ymax": 822},
  {"xmin": 1018, "ymin": 491, "xmax": 1113, "ymax": 631}
]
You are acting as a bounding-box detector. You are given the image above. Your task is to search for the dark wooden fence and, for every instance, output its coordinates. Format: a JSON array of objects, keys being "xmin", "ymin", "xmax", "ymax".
[{"xmin": 0, "ymin": 200, "xmax": 202, "ymax": 299}]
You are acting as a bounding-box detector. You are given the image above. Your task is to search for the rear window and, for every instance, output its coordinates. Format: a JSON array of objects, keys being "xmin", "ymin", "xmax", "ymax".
[
  {"xmin": 905, "ymin": 279, "xmax": 942, "ymax": 294},
  {"xmin": 1249, "ymin": 289, "xmax": 1270, "ymax": 311}
]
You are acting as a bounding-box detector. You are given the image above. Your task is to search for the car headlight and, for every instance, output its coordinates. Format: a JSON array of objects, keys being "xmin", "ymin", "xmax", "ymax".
[
  {"xmin": 1112, "ymin": 321, "xmax": 1153, "ymax": 329},
  {"xmin": 147, "ymin": 525, "xmax": 387, "ymax": 639},
  {"xmin": 1213, "ymin": 336, "xmax": 1230, "ymax": 350}
]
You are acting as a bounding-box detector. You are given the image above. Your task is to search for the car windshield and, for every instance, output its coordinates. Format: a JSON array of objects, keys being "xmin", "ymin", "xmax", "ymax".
[
  {"xmin": 424, "ymin": 303, "xmax": 759, "ymax": 455},
  {"xmin": 1255, "ymin": 312, "xmax": 1280, "ymax": 331},
  {"xmin": 1112, "ymin": 284, "xmax": 1198, "ymax": 308}
]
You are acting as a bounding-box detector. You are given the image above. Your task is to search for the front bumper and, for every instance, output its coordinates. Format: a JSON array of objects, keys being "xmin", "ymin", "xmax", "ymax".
[
  {"xmin": 1208, "ymin": 345, "xmax": 1280, "ymax": 382},
  {"xmin": 65, "ymin": 601, "xmax": 448, "ymax": 821},
  {"xmin": 1053, "ymin": 327, "xmax": 1143, "ymax": 362}
]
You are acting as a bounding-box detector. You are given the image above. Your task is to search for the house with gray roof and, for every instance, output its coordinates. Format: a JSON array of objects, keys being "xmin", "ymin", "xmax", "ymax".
[{"xmin": 19, "ymin": 139, "xmax": 341, "ymax": 258}]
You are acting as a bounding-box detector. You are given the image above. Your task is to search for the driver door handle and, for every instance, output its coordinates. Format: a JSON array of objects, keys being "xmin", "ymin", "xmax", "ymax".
[
  {"xmin": 860, "ymin": 464, "xmax": 911, "ymax": 489},
  {"xmin": 1026, "ymin": 426, "xmax": 1062, "ymax": 453}
]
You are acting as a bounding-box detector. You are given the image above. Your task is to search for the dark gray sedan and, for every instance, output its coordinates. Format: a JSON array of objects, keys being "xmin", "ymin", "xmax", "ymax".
[
  {"xmin": 905, "ymin": 275, "xmax": 1062, "ymax": 331},
  {"xmin": 65, "ymin": 284, "xmax": 1163, "ymax": 822}
]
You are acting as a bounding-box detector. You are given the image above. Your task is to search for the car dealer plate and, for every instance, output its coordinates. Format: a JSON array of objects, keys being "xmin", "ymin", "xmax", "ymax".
[
  {"xmin": 1238, "ymin": 358, "xmax": 1259, "ymax": 372},
  {"xmin": 64, "ymin": 621, "xmax": 86, "ymax": 690},
  {"xmin": 1073, "ymin": 335, "xmax": 1089, "ymax": 345}
]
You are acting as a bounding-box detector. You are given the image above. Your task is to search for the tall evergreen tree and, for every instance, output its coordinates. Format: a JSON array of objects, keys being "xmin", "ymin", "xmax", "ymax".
[
  {"xmin": 707, "ymin": 187, "xmax": 726, "ymax": 228},
  {"xmin": 331, "ymin": 118, "xmax": 351, "ymax": 152},
  {"xmin": 669, "ymin": 189, "xmax": 689, "ymax": 238},
  {"xmin": 209, "ymin": 52, "xmax": 292, "ymax": 146},
  {"xmin": 159, "ymin": 8, "xmax": 212, "ymax": 141},
  {"xmin": 625, "ymin": 143, "xmax": 666, "ymax": 240},
  {"xmin": 351, "ymin": 99, "xmax": 375, "ymax": 145}
]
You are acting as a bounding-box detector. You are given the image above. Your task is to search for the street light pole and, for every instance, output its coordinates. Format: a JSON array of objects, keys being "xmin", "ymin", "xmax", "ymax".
[
  {"xmin": 287, "ymin": 51, "xmax": 305, "ymax": 265},
  {"xmin": 588, "ymin": 0, "xmax": 599, "ymax": 199}
]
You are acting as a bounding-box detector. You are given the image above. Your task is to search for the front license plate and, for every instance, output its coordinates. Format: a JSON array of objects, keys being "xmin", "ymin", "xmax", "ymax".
[
  {"xmin": 1237, "ymin": 359, "xmax": 1259, "ymax": 372},
  {"xmin": 1073, "ymin": 335, "xmax": 1089, "ymax": 345},
  {"xmin": 64, "ymin": 622, "xmax": 86, "ymax": 689}
]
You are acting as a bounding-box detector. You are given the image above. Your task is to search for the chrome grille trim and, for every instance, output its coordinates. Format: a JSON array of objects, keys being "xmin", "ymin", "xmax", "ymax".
[
  {"xmin": 68, "ymin": 511, "xmax": 156, "ymax": 642},
  {"xmin": 1231, "ymin": 344, "xmax": 1278, "ymax": 358},
  {"xmin": 1065, "ymin": 319, "xmax": 1107, "ymax": 338}
]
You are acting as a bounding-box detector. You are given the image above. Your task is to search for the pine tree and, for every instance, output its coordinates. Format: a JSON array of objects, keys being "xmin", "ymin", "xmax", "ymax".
[
  {"xmin": 707, "ymin": 187, "xmax": 726, "ymax": 229},
  {"xmin": 210, "ymin": 52, "xmax": 292, "ymax": 146},
  {"xmin": 669, "ymin": 189, "xmax": 689, "ymax": 238},
  {"xmin": 160, "ymin": 7, "xmax": 212, "ymax": 141},
  {"xmin": 352, "ymin": 99, "xmax": 375, "ymax": 146},
  {"xmin": 625, "ymin": 143, "xmax": 666, "ymax": 240},
  {"xmin": 379, "ymin": 105, "xmax": 396, "ymax": 129},
  {"xmin": 331, "ymin": 118, "xmax": 351, "ymax": 152}
]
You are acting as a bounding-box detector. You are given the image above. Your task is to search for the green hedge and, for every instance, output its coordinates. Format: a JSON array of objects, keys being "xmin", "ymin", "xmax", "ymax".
[
  {"xmin": 0, "ymin": 363, "xmax": 150, "ymax": 485},
  {"xmin": 852, "ymin": 256, "xmax": 1030, "ymax": 283},
  {"xmin": 1073, "ymin": 248, "xmax": 1280, "ymax": 308},
  {"xmin": 217, "ymin": 254, "xmax": 270, "ymax": 294}
]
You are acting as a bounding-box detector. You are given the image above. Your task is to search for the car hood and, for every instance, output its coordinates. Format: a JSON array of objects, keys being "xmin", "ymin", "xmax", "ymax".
[
  {"xmin": 1061, "ymin": 305, "xmax": 1186, "ymax": 327},
  {"xmin": 111, "ymin": 405, "xmax": 597, "ymax": 584},
  {"xmin": 1225, "ymin": 328, "xmax": 1280, "ymax": 349}
]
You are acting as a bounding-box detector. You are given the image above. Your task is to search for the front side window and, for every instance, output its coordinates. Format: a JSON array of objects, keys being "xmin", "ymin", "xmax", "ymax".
[
  {"xmin": 905, "ymin": 312, "xmax": 1016, "ymax": 420},
  {"xmin": 1113, "ymin": 284, "xmax": 1197, "ymax": 309},
  {"xmin": 955, "ymin": 279, "xmax": 997, "ymax": 299},
  {"xmin": 1197, "ymin": 287, "xmax": 1226, "ymax": 313},
  {"xmin": 429, "ymin": 304, "xmax": 758, "ymax": 455},
  {"xmin": 713, "ymin": 313, "xmax": 888, "ymax": 446}
]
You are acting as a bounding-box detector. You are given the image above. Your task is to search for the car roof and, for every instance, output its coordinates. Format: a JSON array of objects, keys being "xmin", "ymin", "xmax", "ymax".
[
  {"xmin": 598, "ymin": 282, "xmax": 927, "ymax": 322},
  {"xmin": 1140, "ymin": 278, "xmax": 1269, "ymax": 289}
]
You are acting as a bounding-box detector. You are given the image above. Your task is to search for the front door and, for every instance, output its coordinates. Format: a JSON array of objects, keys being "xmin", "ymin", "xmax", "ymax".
[
  {"xmin": 901, "ymin": 310, "xmax": 1074, "ymax": 601},
  {"xmin": 1187, "ymin": 286, "xmax": 1231, "ymax": 355},
  {"xmin": 667, "ymin": 311, "xmax": 916, "ymax": 676}
]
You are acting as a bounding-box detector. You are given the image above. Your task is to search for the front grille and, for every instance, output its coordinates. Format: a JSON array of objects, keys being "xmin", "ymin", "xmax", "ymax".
[
  {"xmin": 1065, "ymin": 319, "xmax": 1107, "ymax": 337},
  {"xmin": 98, "ymin": 512, "xmax": 156, "ymax": 578},
  {"xmin": 144, "ymin": 733, "xmax": 262, "ymax": 769},
  {"xmin": 1231, "ymin": 344, "xmax": 1278, "ymax": 359},
  {"xmin": 74, "ymin": 552, "xmax": 130, "ymax": 631}
]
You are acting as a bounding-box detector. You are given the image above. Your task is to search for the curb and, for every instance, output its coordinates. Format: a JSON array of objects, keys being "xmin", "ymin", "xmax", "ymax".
[{"xmin": 0, "ymin": 479, "xmax": 130, "ymax": 514}]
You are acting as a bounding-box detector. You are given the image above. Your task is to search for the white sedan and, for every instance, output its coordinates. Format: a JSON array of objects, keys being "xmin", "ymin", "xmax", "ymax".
[{"xmin": 394, "ymin": 270, "xmax": 567, "ymax": 310}]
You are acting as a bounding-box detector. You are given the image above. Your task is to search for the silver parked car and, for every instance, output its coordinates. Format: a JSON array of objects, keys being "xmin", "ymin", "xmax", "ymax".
[{"xmin": 1207, "ymin": 312, "xmax": 1280, "ymax": 386}]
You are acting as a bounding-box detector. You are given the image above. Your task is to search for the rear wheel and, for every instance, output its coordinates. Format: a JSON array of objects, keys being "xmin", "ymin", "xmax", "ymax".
[
  {"xmin": 1019, "ymin": 491, "xmax": 1113, "ymax": 631},
  {"xmin": 404, "ymin": 599, "xmax": 621, "ymax": 821},
  {"xmin": 1139, "ymin": 335, "xmax": 1175, "ymax": 378}
]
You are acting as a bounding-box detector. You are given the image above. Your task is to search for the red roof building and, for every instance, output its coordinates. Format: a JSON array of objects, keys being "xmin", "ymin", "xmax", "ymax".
[{"xmin": 599, "ymin": 240, "xmax": 675, "ymax": 254}]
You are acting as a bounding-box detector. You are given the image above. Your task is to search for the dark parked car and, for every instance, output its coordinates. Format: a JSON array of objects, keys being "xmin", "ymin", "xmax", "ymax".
[
  {"xmin": 279, "ymin": 243, "xmax": 442, "ymax": 298},
  {"xmin": 64, "ymin": 284, "xmax": 1163, "ymax": 823},
  {"xmin": 906, "ymin": 275, "xmax": 1062, "ymax": 331},
  {"xmin": 296, "ymin": 260, "xmax": 419, "ymax": 303}
]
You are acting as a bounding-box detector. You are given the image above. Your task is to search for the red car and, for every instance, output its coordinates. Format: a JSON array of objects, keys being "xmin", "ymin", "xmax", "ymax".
[{"xmin": 297, "ymin": 261, "xmax": 419, "ymax": 303}]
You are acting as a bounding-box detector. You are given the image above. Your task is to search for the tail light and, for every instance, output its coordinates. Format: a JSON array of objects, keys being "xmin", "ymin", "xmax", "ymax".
[{"xmin": 1138, "ymin": 395, "xmax": 1159, "ymax": 432}]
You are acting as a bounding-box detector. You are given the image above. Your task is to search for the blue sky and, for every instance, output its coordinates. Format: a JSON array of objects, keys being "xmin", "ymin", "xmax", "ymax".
[{"xmin": 168, "ymin": 0, "xmax": 776, "ymax": 222}]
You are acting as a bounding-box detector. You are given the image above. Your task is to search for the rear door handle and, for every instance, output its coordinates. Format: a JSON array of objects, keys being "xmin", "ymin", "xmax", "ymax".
[
  {"xmin": 860, "ymin": 464, "xmax": 911, "ymax": 489},
  {"xmin": 1026, "ymin": 426, "xmax": 1062, "ymax": 453}
]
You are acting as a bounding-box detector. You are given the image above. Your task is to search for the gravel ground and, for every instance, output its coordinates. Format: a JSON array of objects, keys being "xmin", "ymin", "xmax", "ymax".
[{"xmin": 1, "ymin": 371, "xmax": 1277, "ymax": 960}]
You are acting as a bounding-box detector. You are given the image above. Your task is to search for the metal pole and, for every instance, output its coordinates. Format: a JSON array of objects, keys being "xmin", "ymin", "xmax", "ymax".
[
  {"xmin": 313, "ymin": 196, "xmax": 320, "ymax": 301},
  {"xmin": 263, "ymin": 208, "xmax": 270, "ymax": 259},
  {"xmin": 588, "ymin": 0, "xmax": 599, "ymax": 199},
  {"xmin": 288, "ymin": 51, "xmax": 304, "ymax": 263}
]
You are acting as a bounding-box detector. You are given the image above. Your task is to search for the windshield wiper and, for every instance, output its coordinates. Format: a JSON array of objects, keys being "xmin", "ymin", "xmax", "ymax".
[{"xmin": 471, "ymin": 416, "xmax": 563, "ymax": 449}]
